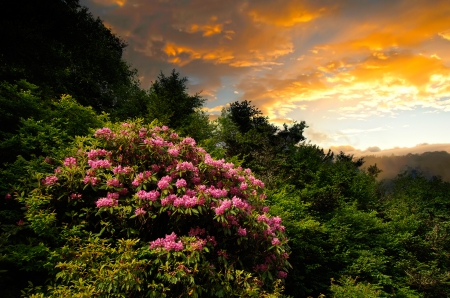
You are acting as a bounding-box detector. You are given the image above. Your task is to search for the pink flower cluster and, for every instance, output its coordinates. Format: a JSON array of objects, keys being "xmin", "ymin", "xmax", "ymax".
[
  {"xmin": 150, "ymin": 232, "xmax": 184, "ymax": 251},
  {"xmin": 191, "ymin": 238, "xmax": 206, "ymax": 251},
  {"xmin": 214, "ymin": 199, "xmax": 232, "ymax": 215},
  {"xmin": 168, "ymin": 148, "xmax": 179, "ymax": 157},
  {"xmin": 136, "ymin": 190, "xmax": 160, "ymax": 201},
  {"xmin": 173, "ymin": 195, "xmax": 199, "ymax": 208},
  {"xmin": 135, "ymin": 208, "xmax": 146, "ymax": 216},
  {"xmin": 88, "ymin": 159, "xmax": 111, "ymax": 169},
  {"xmin": 157, "ymin": 175, "xmax": 172, "ymax": 189},
  {"xmin": 83, "ymin": 176, "xmax": 99, "ymax": 186},
  {"xmin": 189, "ymin": 227, "xmax": 206, "ymax": 236},
  {"xmin": 70, "ymin": 193, "xmax": 82, "ymax": 199},
  {"xmin": 87, "ymin": 149, "xmax": 111, "ymax": 159},
  {"xmin": 42, "ymin": 175, "xmax": 58, "ymax": 186},
  {"xmin": 96, "ymin": 197, "xmax": 117, "ymax": 208},
  {"xmin": 232, "ymin": 196, "xmax": 249, "ymax": 210},
  {"xmin": 175, "ymin": 178, "xmax": 187, "ymax": 188},
  {"xmin": 277, "ymin": 271, "xmax": 288, "ymax": 279},
  {"xmin": 144, "ymin": 136, "xmax": 171, "ymax": 148},
  {"xmin": 181, "ymin": 137, "xmax": 196, "ymax": 146},
  {"xmin": 63, "ymin": 157, "xmax": 77, "ymax": 168},
  {"xmin": 176, "ymin": 161, "xmax": 196, "ymax": 172},
  {"xmin": 94, "ymin": 127, "xmax": 114, "ymax": 139},
  {"xmin": 206, "ymin": 186, "xmax": 228, "ymax": 198},
  {"xmin": 43, "ymin": 123, "xmax": 289, "ymax": 283},
  {"xmin": 238, "ymin": 227, "xmax": 247, "ymax": 236},
  {"xmin": 106, "ymin": 178, "xmax": 121, "ymax": 188},
  {"xmin": 132, "ymin": 171, "xmax": 152, "ymax": 187},
  {"xmin": 112, "ymin": 166, "xmax": 133, "ymax": 175},
  {"xmin": 96, "ymin": 192, "xmax": 119, "ymax": 208}
]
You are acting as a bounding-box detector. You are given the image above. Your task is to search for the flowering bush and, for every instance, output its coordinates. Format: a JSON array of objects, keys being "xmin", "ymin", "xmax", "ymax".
[{"xmin": 20, "ymin": 121, "xmax": 290, "ymax": 297}]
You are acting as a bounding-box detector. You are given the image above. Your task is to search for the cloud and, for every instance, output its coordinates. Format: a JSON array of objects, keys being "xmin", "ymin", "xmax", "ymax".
[
  {"xmin": 80, "ymin": 0, "xmax": 450, "ymax": 152},
  {"xmin": 330, "ymin": 143, "xmax": 450, "ymax": 157}
]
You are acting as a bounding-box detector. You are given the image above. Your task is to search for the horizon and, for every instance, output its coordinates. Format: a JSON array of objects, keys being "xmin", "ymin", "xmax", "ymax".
[{"xmin": 80, "ymin": 0, "xmax": 450, "ymax": 155}]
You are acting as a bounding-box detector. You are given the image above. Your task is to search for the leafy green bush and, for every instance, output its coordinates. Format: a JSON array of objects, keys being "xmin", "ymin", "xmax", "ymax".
[{"xmin": 8, "ymin": 121, "xmax": 290, "ymax": 297}]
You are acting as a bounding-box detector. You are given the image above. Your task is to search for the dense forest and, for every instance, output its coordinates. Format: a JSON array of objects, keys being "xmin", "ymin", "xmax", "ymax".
[{"xmin": 1, "ymin": 1, "xmax": 449, "ymax": 297}]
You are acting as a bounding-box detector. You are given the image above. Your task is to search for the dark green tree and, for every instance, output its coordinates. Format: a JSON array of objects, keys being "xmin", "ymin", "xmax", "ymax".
[
  {"xmin": 214, "ymin": 100, "xmax": 307, "ymax": 186},
  {"xmin": 0, "ymin": 0, "xmax": 143, "ymax": 116},
  {"xmin": 147, "ymin": 69, "xmax": 212, "ymax": 142}
]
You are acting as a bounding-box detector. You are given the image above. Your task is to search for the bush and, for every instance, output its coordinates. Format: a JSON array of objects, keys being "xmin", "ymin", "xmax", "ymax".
[{"xmin": 13, "ymin": 121, "xmax": 290, "ymax": 297}]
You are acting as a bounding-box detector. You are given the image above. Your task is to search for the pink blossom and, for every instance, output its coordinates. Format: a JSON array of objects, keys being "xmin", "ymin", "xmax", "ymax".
[
  {"xmin": 238, "ymin": 227, "xmax": 247, "ymax": 236},
  {"xmin": 272, "ymin": 238, "xmax": 281, "ymax": 246},
  {"xmin": 240, "ymin": 182, "xmax": 248, "ymax": 190},
  {"xmin": 168, "ymin": 148, "xmax": 180, "ymax": 157},
  {"xmin": 217, "ymin": 250, "xmax": 228, "ymax": 259},
  {"xmin": 150, "ymin": 232, "xmax": 184, "ymax": 251},
  {"xmin": 4, "ymin": 193, "xmax": 12, "ymax": 200},
  {"xmin": 119, "ymin": 188, "xmax": 129, "ymax": 195},
  {"xmin": 257, "ymin": 214, "xmax": 270, "ymax": 224},
  {"xmin": 181, "ymin": 137, "xmax": 196, "ymax": 146},
  {"xmin": 112, "ymin": 166, "xmax": 133, "ymax": 174},
  {"xmin": 262, "ymin": 206, "xmax": 270, "ymax": 213},
  {"xmin": 106, "ymin": 178, "xmax": 121, "ymax": 187},
  {"xmin": 70, "ymin": 193, "xmax": 82, "ymax": 200},
  {"xmin": 16, "ymin": 219, "xmax": 25, "ymax": 226},
  {"xmin": 42, "ymin": 176, "xmax": 58, "ymax": 186},
  {"xmin": 107, "ymin": 192, "xmax": 120, "ymax": 200},
  {"xmin": 191, "ymin": 239, "xmax": 206, "ymax": 251},
  {"xmin": 232, "ymin": 196, "xmax": 249, "ymax": 210},
  {"xmin": 95, "ymin": 197, "xmax": 117, "ymax": 208},
  {"xmin": 277, "ymin": 271, "xmax": 288, "ymax": 279},
  {"xmin": 63, "ymin": 157, "xmax": 77, "ymax": 168},
  {"xmin": 136, "ymin": 190, "xmax": 160, "ymax": 201},
  {"xmin": 161, "ymin": 194, "xmax": 177, "ymax": 206},
  {"xmin": 135, "ymin": 208, "xmax": 146, "ymax": 216},
  {"xmin": 94, "ymin": 127, "xmax": 114, "ymax": 139},
  {"xmin": 215, "ymin": 199, "xmax": 232, "ymax": 215},
  {"xmin": 206, "ymin": 186, "xmax": 228, "ymax": 198},
  {"xmin": 175, "ymin": 178, "xmax": 187, "ymax": 188},
  {"xmin": 157, "ymin": 176, "xmax": 172, "ymax": 189},
  {"xmin": 176, "ymin": 161, "xmax": 196, "ymax": 172},
  {"xmin": 83, "ymin": 176, "xmax": 99, "ymax": 186},
  {"xmin": 207, "ymin": 235, "xmax": 217, "ymax": 246},
  {"xmin": 170, "ymin": 132, "xmax": 178, "ymax": 138},
  {"xmin": 189, "ymin": 227, "xmax": 206, "ymax": 236},
  {"xmin": 88, "ymin": 159, "xmax": 111, "ymax": 169},
  {"xmin": 132, "ymin": 171, "xmax": 152, "ymax": 187}
]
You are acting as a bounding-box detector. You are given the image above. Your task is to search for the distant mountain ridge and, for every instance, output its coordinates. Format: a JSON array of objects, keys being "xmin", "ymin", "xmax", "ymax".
[{"xmin": 361, "ymin": 151, "xmax": 450, "ymax": 182}]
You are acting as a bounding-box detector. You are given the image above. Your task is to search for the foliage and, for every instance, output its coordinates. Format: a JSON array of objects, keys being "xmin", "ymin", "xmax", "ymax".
[
  {"xmin": 0, "ymin": 80, "xmax": 107, "ymax": 194},
  {"xmin": 0, "ymin": 0, "xmax": 144, "ymax": 117},
  {"xmin": 213, "ymin": 100, "xmax": 307, "ymax": 187},
  {"xmin": 2, "ymin": 121, "xmax": 290, "ymax": 297},
  {"xmin": 147, "ymin": 70, "xmax": 213, "ymax": 142}
]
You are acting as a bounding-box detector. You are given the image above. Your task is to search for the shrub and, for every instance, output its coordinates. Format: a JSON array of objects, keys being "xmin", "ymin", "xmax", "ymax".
[{"xmin": 16, "ymin": 120, "xmax": 290, "ymax": 297}]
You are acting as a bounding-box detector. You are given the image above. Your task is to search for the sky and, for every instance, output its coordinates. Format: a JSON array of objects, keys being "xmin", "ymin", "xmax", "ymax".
[{"xmin": 80, "ymin": 0, "xmax": 450, "ymax": 156}]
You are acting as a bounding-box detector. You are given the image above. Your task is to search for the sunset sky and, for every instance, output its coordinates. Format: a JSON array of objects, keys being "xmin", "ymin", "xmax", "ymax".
[{"xmin": 80, "ymin": 0, "xmax": 450, "ymax": 155}]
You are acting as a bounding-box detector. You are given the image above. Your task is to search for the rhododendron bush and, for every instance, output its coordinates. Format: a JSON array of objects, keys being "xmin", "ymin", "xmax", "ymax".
[{"xmin": 20, "ymin": 121, "xmax": 290, "ymax": 297}]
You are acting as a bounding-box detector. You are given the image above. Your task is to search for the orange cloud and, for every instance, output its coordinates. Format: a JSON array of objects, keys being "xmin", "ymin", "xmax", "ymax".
[
  {"xmin": 92, "ymin": 0, "xmax": 125, "ymax": 6},
  {"xmin": 246, "ymin": 0, "xmax": 329, "ymax": 27}
]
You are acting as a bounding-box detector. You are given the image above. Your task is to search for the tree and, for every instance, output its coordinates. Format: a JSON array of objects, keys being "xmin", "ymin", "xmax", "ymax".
[
  {"xmin": 147, "ymin": 69, "xmax": 212, "ymax": 142},
  {"xmin": 214, "ymin": 100, "xmax": 307, "ymax": 187},
  {"xmin": 0, "ymin": 0, "xmax": 142, "ymax": 116},
  {"xmin": 2, "ymin": 121, "xmax": 290, "ymax": 297}
]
